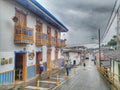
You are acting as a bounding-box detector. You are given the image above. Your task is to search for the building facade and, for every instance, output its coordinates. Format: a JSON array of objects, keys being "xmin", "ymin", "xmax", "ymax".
[
  {"xmin": 0, "ymin": 0, "xmax": 68, "ymax": 85},
  {"xmin": 63, "ymin": 46, "xmax": 86, "ymax": 65}
]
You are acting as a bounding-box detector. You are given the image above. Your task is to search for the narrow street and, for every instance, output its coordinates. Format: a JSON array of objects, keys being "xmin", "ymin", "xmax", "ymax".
[
  {"xmin": 16, "ymin": 59, "xmax": 112, "ymax": 90},
  {"xmin": 54, "ymin": 60, "xmax": 111, "ymax": 90}
]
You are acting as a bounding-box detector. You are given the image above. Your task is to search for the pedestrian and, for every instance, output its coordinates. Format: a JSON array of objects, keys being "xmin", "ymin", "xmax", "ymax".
[
  {"xmin": 83, "ymin": 62, "xmax": 86, "ymax": 69},
  {"xmin": 94, "ymin": 60, "xmax": 96, "ymax": 65},
  {"xmin": 39, "ymin": 59, "xmax": 44, "ymax": 76},
  {"xmin": 69, "ymin": 61, "xmax": 72, "ymax": 71},
  {"xmin": 65, "ymin": 62, "xmax": 70, "ymax": 76}
]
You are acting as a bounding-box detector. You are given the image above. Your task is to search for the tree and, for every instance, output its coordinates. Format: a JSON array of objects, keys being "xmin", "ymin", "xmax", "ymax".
[{"xmin": 107, "ymin": 35, "xmax": 117, "ymax": 46}]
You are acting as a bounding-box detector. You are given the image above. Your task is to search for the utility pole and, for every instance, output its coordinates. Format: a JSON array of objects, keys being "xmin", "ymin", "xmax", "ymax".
[{"xmin": 98, "ymin": 29, "xmax": 101, "ymax": 67}]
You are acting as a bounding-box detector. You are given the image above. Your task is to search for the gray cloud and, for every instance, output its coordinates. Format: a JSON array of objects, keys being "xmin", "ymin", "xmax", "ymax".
[{"xmin": 37, "ymin": 0, "xmax": 115, "ymax": 45}]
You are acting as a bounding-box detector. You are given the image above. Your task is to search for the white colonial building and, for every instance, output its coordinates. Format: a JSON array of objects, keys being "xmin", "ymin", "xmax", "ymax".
[{"xmin": 0, "ymin": 0, "xmax": 68, "ymax": 85}]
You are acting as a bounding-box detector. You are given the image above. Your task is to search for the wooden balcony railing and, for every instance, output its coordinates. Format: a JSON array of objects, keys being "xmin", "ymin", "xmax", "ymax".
[
  {"xmin": 14, "ymin": 26, "xmax": 34, "ymax": 44},
  {"xmin": 42, "ymin": 33, "xmax": 47, "ymax": 45},
  {"xmin": 52, "ymin": 37, "xmax": 55, "ymax": 46},
  {"xmin": 56, "ymin": 39, "xmax": 61, "ymax": 48},
  {"xmin": 47, "ymin": 36, "xmax": 52, "ymax": 46},
  {"xmin": 61, "ymin": 39, "xmax": 66, "ymax": 47},
  {"xmin": 36, "ymin": 32, "xmax": 43, "ymax": 46}
]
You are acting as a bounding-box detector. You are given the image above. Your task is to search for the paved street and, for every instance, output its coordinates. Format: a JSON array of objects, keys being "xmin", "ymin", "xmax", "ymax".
[
  {"xmin": 14, "ymin": 59, "xmax": 112, "ymax": 90},
  {"xmin": 54, "ymin": 60, "xmax": 111, "ymax": 90}
]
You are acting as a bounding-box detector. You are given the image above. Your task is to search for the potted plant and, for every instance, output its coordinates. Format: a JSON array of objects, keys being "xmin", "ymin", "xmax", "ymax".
[{"xmin": 12, "ymin": 16, "xmax": 18, "ymax": 22}]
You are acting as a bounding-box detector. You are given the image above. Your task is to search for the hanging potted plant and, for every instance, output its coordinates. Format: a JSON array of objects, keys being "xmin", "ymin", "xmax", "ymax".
[{"xmin": 12, "ymin": 16, "xmax": 18, "ymax": 23}]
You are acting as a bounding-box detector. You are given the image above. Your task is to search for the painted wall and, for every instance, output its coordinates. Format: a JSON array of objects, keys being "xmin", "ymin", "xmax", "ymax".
[
  {"xmin": 0, "ymin": 0, "xmax": 15, "ymax": 52},
  {"xmin": 42, "ymin": 46, "xmax": 47, "ymax": 63},
  {"xmin": 111, "ymin": 60, "xmax": 120, "ymax": 81},
  {"xmin": 63, "ymin": 53, "xmax": 69, "ymax": 60},
  {"xmin": 111, "ymin": 60, "xmax": 114, "ymax": 73},
  {"xmin": 58, "ymin": 49, "xmax": 61, "ymax": 59},
  {"xmin": 0, "ymin": 0, "xmax": 63, "ymax": 73},
  {"xmin": 51, "ymin": 47, "xmax": 55, "ymax": 61},
  {"xmin": 26, "ymin": 45, "xmax": 36, "ymax": 66},
  {"xmin": 0, "ymin": 52, "xmax": 14, "ymax": 72},
  {"xmin": 0, "ymin": 0, "xmax": 65, "ymax": 84},
  {"xmin": 69, "ymin": 52, "xmax": 80, "ymax": 65},
  {"xmin": 114, "ymin": 61, "xmax": 119, "ymax": 81}
]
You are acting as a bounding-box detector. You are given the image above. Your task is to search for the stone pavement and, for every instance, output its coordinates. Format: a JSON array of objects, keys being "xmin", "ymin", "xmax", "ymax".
[{"xmin": 6, "ymin": 59, "xmax": 113, "ymax": 90}]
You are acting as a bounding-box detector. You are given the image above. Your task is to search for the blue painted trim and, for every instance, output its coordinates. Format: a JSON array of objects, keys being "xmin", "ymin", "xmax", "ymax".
[
  {"xmin": 27, "ymin": 65, "xmax": 36, "ymax": 80},
  {"xmin": 36, "ymin": 51, "xmax": 42, "ymax": 53},
  {"xmin": 0, "ymin": 71, "xmax": 14, "ymax": 85},
  {"xmin": 15, "ymin": 0, "xmax": 68, "ymax": 32},
  {"xmin": 15, "ymin": 50, "xmax": 27, "ymax": 54},
  {"xmin": 15, "ymin": 7, "xmax": 28, "ymax": 15}
]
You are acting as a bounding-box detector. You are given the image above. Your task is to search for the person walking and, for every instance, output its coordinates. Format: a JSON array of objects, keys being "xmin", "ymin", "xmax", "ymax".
[
  {"xmin": 65, "ymin": 62, "xmax": 70, "ymax": 76},
  {"xmin": 83, "ymin": 62, "xmax": 86, "ymax": 69},
  {"xmin": 39, "ymin": 59, "xmax": 44, "ymax": 76}
]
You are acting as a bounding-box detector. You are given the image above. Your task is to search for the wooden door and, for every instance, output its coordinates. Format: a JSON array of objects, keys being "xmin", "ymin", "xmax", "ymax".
[
  {"xmin": 22, "ymin": 53, "xmax": 26, "ymax": 81},
  {"xmin": 47, "ymin": 49, "xmax": 51, "ymax": 71},
  {"xmin": 36, "ymin": 52, "xmax": 42, "ymax": 74},
  {"xmin": 55, "ymin": 49, "xmax": 58, "ymax": 69}
]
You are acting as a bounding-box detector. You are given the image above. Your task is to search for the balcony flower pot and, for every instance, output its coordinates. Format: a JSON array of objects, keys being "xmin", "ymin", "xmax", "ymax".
[{"xmin": 12, "ymin": 16, "xmax": 18, "ymax": 23}]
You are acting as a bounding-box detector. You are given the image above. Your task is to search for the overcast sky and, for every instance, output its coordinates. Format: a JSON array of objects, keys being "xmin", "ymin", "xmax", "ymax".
[{"xmin": 36, "ymin": 0, "xmax": 116, "ymax": 47}]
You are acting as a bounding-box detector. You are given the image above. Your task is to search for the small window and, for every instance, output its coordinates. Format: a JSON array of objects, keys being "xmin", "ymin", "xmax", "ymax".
[{"xmin": 28, "ymin": 30, "xmax": 32, "ymax": 36}]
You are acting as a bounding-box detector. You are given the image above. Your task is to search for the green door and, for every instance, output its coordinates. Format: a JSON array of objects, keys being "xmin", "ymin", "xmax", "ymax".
[{"xmin": 118, "ymin": 63, "xmax": 120, "ymax": 81}]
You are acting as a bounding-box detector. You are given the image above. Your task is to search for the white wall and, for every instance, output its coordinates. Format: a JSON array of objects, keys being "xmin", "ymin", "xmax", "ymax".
[
  {"xmin": 63, "ymin": 53, "xmax": 69, "ymax": 60},
  {"xmin": 0, "ymin": 0, "xmax": 15, "ymax": 52},
  {"xmin": 0, "ymin": 0, "xmax": 63, "ymax": 69},
  {"xmin": 0, "ymin": 52, "xmax": 14, "ymax": 72},
  {"xmin": 114, "ymin": 61, "xmax": 119, "ymax": 81},
  {"xmin": 111, "ymin": 60, "xmax": 114, "ymax": 73},
  {"xmin": 69, "ymin": 52, "xmax": 80, "ymax": 65},
  {"xmin": 58, "ymin": 49, "xmax": 61, "ymax": 59},
  {"xmin": 26, "ymin": 45, "xmax": 36, "ymax": 66},
  {"xmin": 51, "ymin": 28, "xmax": 54, "ymax": 37},
  {"xmin": 42, "ymin": 46, "xmax": 47, "ymax": 63},
  {"xmin": 42, "ymin": 23, "xmax": 47, "ymax": 34},
  {"xmin": 51, "ymin": 47, "xmax": 55, "ymax": 61}
]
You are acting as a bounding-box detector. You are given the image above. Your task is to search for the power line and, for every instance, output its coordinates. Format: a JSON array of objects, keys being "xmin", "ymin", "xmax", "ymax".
[{"xmin": 101, "ymin": 0, "xmax": 118, "ymax": 42}]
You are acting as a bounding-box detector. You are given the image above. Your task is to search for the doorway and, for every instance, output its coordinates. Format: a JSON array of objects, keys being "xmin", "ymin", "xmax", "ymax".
[
  {"xmin": 36, "ymin": 52, "xmax": 42, "ymax": 74},
  {"xmin": 47, "ymin": 49, "xmax": 51, "ymax": 71},
  {"xmin": 55, "ymin": 49, "xmax": 58, "ymax": 68},
  {"xmin": 15, "ymin": 53, "xmax": 26, "ymax": 81}
]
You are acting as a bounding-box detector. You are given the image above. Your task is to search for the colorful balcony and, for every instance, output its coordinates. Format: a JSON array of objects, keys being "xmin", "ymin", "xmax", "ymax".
[
  {"xmin": 14, "ymin": 26, "xmax": 34, "ymax": 44},
  {"xmin": 42, "ymin": 33, "xmax": 47, "ymax": 45},
  {"xmin": 36, "ymin": 33, "xmax": 47, "ymax": 46},
  {"xmin": 52, "ymin": 37, "xmax": 55, "ymax": 46},
  {"xmin": 56, "ymin": 39, "xmax": 61, "ymax": 48},
  {"xmin": 47, "ymin": 36, "xmax": 52, "ymax": 46},
  {"xmin": 61, "ymin": 39, "xmax": 66, "ymax": 47},
  {"xmin": 36, "ymin": 32, "xmax": 43, "ymax": 46}
]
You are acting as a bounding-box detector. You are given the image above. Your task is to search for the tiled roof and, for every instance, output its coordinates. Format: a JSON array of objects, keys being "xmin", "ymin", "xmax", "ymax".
[
  {"xmin": 103, "ymin": 50, "xmax": 120, "ymax": 61},
  {"xmin": 101, "ymin": 60, "xmax": 110, "ymax": 68}
]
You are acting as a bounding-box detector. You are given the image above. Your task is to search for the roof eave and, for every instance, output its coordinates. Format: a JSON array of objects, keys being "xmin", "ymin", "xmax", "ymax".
[{"xmin": 15, "ymin": 0, "xmax": 68, "ymax": 32}]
